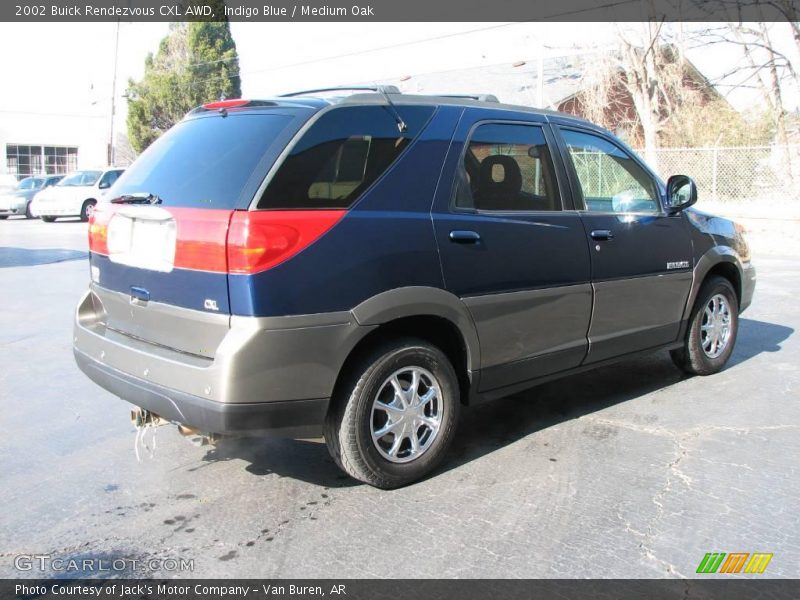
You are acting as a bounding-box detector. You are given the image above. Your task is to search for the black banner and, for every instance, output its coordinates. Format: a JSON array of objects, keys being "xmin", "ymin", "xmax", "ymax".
[
  {"xmin": 5, "ymin": 579, "xmax": 800, "ymax": 600},
  {"xmin": 4, "ymin": 0, "xmax": 797, "ymax": 22}
]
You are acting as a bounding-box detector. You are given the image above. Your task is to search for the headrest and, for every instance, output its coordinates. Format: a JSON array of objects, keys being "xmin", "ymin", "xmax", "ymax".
[{"xmin": 475, "ymin": 155, "xmax": 522, "ymax": 208}]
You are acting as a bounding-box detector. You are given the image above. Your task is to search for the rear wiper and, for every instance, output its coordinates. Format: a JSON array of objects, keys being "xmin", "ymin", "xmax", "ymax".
[{"xmin": 111, "ymin": 193, "xmax": 163, "ymax": 205}]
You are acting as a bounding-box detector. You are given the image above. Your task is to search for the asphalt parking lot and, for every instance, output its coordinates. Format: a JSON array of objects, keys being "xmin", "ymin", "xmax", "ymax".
[{"xmin": 1, "ymin": 216, "xmax": 798, "ymax": 579}]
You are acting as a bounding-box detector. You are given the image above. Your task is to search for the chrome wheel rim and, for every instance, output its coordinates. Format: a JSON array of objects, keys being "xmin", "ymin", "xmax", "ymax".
[
  {"xmin": 701, "ymin": 293, "xmax": 732, "ymax": 359},
  {"xmin": 371, "ymin": 367, "xmax": 443, "ymax": 464},
  {"xmin": 85, "ymin": 203, "xmax": 95, "ymax": 219}
]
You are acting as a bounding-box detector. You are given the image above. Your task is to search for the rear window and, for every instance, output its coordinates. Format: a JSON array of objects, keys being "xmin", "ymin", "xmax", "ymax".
[
  {"xmin": 111, "ymin": 113, "xmax": 293, "ymax": 209},
  {"xmin": 257, "ymin": 105, "xmax": 435, "ymax": 209}
]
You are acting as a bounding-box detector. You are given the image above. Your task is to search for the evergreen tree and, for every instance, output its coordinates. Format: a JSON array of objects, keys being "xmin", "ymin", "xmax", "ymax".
[{"xmin": 126, "ymin": 10, "xmax": 240, "ymax": 153}]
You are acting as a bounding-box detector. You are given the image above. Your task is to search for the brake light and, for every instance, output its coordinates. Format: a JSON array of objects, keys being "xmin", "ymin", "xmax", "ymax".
[
  {"xmin": 88, "ymin": 204, "xmax": 112, "ymax": 255},
  {"xmin": 202, "ymin": 99, "xmax": 250, "ymax": 110},
  {"xmin": 227, "ymin": 210, "xmax": 345, "ymax": 274}
]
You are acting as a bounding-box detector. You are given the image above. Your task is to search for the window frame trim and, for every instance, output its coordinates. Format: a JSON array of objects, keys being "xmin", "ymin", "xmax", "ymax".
[
  {"xmin": 449, "ymin": 119, "xmax": 569, "ymax": 216},
  {"xmin": 554, "ymin": 124, "xmax": 667, "ymax": 217}
]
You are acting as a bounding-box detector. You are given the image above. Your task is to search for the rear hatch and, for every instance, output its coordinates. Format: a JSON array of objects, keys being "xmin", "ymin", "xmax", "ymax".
[{"xmin": 87, "ymin": 104, "xmax": 308, "ymax": 358}]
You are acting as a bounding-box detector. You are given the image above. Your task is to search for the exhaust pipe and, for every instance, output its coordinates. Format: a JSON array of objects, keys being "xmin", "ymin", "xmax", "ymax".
[
  {"xmin": 177, "ymin": 423, "xmax": 222, "ymax": 446},
  {"xmin": 130, "ymin": 407, "xmax": 221, "ymax": 446},
  {"xmin": 131, "ymin": 408, "xmax": 167, "ymax": 428}
]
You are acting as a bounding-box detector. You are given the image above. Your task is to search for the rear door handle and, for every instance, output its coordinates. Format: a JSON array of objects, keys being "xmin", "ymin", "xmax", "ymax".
[
  {"xmin": 590, "ymin": 229, "xmax": 614, "ymax": 241},
  {"xmin": 449, "ymin": 230, "xmax": 481, "ymax": 244}
]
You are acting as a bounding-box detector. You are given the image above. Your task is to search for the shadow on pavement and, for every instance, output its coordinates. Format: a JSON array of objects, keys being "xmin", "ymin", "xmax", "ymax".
[
  {"xmin": 0, "ymin": 246, "xmax": 88, "ymax": 268},
  {"xmin": 199, "ymin": 436, "xmax": 359, "ymax": 489},
  {"xmin": 202, "ymin": 317, "xmax": 793, "ymax": 488}
]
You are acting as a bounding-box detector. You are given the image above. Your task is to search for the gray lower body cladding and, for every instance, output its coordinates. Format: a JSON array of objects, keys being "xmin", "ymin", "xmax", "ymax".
[
  {"xmin": 74, "ymin": 348, "xmax": 328, "ymax": 437},
  {"xmin": 74, "ymin": 287, "xmax": 374, "ymax": 435}
]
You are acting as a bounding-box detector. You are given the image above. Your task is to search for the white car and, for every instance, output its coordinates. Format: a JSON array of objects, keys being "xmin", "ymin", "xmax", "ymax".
[
  {"xmin": 31, "ymin": 168, "xmax": 125, "ymax": 222},
  {"xmin": 0, "ymin": 174, "xmax": 18, "ymax": 195}
]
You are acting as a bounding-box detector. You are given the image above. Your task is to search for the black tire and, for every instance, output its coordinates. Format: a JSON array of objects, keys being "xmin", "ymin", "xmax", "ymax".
[
  {"xmin": 25, "ymin": 201, "xmax": 34, "ymax": 219},
  {"xmin": 0, "ymin": 215, "xmax": 8, "ymax": 220},
  {"xmin": 324, "ymin": 338, "xmax": 460, "ymax": 489},
  {"xmin": 41, "ymin": 216, "xmax": 56, "ymax": 223},
  {"xmin": 80, "ymin": 200, "xmax": 97, "ymax": 222},
  {"xmin": 671, "ymin": 276, "xmax": 739, "ymax": 375}
]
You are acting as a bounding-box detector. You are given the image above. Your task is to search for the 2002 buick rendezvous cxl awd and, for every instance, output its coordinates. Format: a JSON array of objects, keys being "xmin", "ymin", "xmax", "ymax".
[{"xmin": 73, "ymin": 87, "xmax": 755, "ymax": 488}]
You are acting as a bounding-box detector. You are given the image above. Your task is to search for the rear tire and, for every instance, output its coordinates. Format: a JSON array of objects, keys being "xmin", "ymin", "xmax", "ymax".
[
  {"xmin": 41, "ymin": 216, "xmax": 56, "ymax": 223},
  {"xmin": 324, "ymin": 338, "xmax": 460, "ymax": 489},
  {"xmin": 80, "ymin": 200, "xmax": 96, "ymax": 222},
  {"xmin": 671, "ymin": 276, "xmax": 738, "ymax": 375},
  {"xmin": 0, "ymin": 215, "xmax": 7, "ymax": 220}
]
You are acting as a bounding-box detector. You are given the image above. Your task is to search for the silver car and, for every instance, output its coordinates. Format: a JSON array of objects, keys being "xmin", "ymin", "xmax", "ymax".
[{"xmin": 0, "ymin": 175, "xmax": 63, "ymax": 219}]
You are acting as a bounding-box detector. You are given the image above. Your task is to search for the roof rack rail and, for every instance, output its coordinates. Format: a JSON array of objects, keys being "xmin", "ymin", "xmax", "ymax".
[
  {"xmin": 279, "ymin": 85, "xmax": 401, "ymax": 97},
  {"xmin": 437, "ymin": 94, "xmax": 500, "ymax": 103}
]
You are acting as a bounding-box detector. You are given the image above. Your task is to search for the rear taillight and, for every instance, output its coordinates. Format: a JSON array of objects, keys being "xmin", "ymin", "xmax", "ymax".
[
  {"xmin": 172, "ymin": 208, "xmax": 232, "ymax": 272},
  {"xmin": 227, "ymin": 210, "xmax": 345, "ymax": 274},
  {"xmin": 88, "ymin": 205, "xmax": 112, "ymax": 255},
  {"xmin": 89, "ymin": 206, "xmax": 343, "ymax": 275}
]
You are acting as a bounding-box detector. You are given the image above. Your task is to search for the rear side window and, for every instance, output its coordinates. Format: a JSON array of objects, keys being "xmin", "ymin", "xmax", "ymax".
[
  {"xmin": 455, "ymin": 123, "xmax": 560, "ymax": 212},
  {"xmin": 111, "ymin": 114, "xmax": 293, "ymax": 209},
  {"xmin": 258, "ymin": 105, "xmax": 435, "ymax": 209}
]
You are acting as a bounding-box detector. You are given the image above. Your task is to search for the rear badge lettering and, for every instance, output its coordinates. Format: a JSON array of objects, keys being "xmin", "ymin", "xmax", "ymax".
[
  {"xmin": 204, "ymin": 299, "xmax": 219, "ymax": 311},
  {"xmin": 667, "ymin": 261, "xmax": 690, "ymax": 270}
]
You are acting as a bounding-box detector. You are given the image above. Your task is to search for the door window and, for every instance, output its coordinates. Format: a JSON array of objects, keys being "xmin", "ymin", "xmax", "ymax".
[
  {"xmin": 455, "ymin": 123, "xmax": 560, "ymax": 212},
  {"xmin": 99, "ymin": 170, "xmax": 121, "ymax": 189},
  {"xmin": 561, "ymin": 129, "xmax": 659, "ymax": 214}
]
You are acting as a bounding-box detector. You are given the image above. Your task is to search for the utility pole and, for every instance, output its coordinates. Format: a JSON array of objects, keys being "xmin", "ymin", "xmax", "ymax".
[
  {"xmin": 109, "ymin": 20, "xmax": 120, "ymax": 167},
  {"xmin": 537, "ymin": 41, "xmax": 544, "ymax": 107}
]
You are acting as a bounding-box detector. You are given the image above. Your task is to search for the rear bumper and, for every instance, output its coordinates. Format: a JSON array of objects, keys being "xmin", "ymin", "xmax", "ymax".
[
  {"xmin": 74, "ymin": 347, "xmax": 328, "ymax": 436},
  {"xmin": 73, "ymin": 287, "xmax": 372, "ymax": 436}
]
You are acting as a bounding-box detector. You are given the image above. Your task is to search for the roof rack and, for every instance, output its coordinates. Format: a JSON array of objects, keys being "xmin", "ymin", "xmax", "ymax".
[
  {"xmin": 436, "ymin": 94, "xmax": 500, "ymax": 103},
  {"xmin": 279, "ymin": 85, "xmax": 401, "ymax": 97}
]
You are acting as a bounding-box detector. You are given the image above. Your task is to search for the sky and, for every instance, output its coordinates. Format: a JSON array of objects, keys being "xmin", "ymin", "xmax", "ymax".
[{"xmin": 1, "ymin": 21, "xmax": 798, "ymax": 132}]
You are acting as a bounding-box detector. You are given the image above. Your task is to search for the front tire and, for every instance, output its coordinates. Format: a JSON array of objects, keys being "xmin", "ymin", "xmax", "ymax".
[
  {"xmin": 25, "ymin": 201, "xmax": 34, "ymax": 219},
  {"xmin": 80, "ymin": 200, "xmax": 96, "ymax": 222},
  {"xmin": 41, "ymin": 216, "xmax": 56, "ymax": 223},
  {"xmin": 324, "ymin": 338, "xmax": 460, "ymax": 489},
  {"xmin": 671, "ymin": 276, "xmax": 739, "ymax": 375}
]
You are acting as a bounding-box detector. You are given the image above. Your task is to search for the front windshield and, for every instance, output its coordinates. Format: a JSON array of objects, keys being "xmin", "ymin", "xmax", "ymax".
[{"xmin": 58, "ymin": 171, "xmax": 102, "ymax": 186}]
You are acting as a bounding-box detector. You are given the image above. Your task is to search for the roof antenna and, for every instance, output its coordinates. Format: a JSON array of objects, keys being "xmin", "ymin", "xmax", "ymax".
[{"xmin": 377, "ymin": 85, "xmax": 407, "ymax": 133}]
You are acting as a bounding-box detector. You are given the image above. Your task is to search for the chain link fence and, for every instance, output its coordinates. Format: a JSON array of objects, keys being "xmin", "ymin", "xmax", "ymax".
[{"xmin": 640, "ymin": 144, "xmax": 800, "ymax": 203}]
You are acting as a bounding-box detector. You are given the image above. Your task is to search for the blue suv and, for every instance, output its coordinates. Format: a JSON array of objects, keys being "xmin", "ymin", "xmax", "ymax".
[{"xmin": 73, "ymin": 87, "xmax": 755, "ymax": 488}]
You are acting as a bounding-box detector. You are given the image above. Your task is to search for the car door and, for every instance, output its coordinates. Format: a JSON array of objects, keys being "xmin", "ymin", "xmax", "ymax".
[
  {"xmin": 554, "ymin": 125, "xmax": 693, "ymax": 363},
  {"xmin": 433, "ymin": 111, "xmax": 593, "ymax": 394}
]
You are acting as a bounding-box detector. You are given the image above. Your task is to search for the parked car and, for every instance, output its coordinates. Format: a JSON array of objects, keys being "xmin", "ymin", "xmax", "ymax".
[
  {"xmin": 31, "ymin": 168, "xmax": 124, "ymax": 222},
  {"xmin": 0, "ymin": 175, "xmax": 63, "ymax": 219},
  {"xmin": 0, "ymin": 174, "xmax": 18, "ymax": 196},
  {"xmin": 73, "ymin": 89, "xmax": 755, "ymax": 488}
]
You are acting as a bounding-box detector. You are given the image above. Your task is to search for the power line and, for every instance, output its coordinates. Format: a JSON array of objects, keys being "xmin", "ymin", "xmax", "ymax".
[{"xmin": 140, "ymin": 22, "xmax": 523, "ymax": 80}]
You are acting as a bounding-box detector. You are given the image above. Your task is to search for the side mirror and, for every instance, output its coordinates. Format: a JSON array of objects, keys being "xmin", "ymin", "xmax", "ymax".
[
  {"xmin": 666, "ymin": 175, "xmax": 697, "ymax": 214},
  {"xmin": 98, "ymin": 181, "xmax": 110, "ymax": 190}
]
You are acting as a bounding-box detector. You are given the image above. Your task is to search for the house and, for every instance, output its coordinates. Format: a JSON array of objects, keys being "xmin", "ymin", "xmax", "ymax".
[{"xmin": 382, "ymin": 48, "xmax": 724, "ymax": 146}]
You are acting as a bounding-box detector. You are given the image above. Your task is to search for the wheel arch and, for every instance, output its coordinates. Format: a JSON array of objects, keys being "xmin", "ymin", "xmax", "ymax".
[
  {"xmin": 335, "ymin": 287, "xmax": 481, "ymax": 406},
  {"xmin": 683, "ymin": 247, "xmax": 743, "ymax": 321}
]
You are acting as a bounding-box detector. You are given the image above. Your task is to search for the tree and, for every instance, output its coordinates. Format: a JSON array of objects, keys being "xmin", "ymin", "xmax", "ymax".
[
  {"xmin": 126, "ymin": 11, "xmax": 240, "ymax": 153},
  {"xmin": 573, "ymin": 27, "xmax": 701, "ymax": 168}
]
